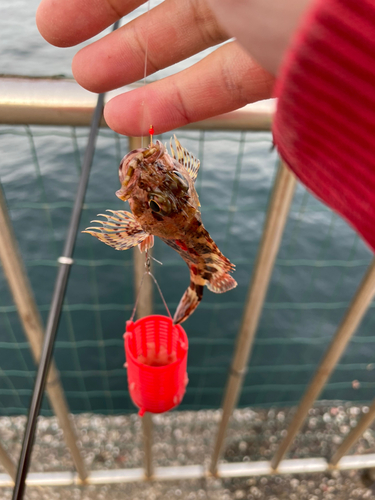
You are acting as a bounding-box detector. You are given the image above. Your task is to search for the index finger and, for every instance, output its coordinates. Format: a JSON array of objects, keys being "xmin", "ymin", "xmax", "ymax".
[{"xmin": 36, "ymin": 0, "xmax": 146, "ymax": 47}]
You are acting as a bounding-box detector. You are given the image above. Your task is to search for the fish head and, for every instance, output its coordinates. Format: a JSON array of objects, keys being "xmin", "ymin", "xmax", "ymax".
[{"xmin": 116, "ymin": 140, "xmax": 197, "ymax": 222}]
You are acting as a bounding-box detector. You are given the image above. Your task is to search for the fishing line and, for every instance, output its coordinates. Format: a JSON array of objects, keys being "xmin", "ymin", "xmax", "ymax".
[
  {"xmin": 140, "ymin": 0, "xmax": 152, "ymax": 148},
  {"xmin": 129, "ymin": 250, "xmax": 172, "ymax": 322},
  {"xmin": 128, "ymin": 0, "xmax": 173, "ymax": 322}
]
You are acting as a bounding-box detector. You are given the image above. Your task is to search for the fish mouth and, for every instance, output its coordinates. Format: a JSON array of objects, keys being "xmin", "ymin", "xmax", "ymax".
[
  {"xmin": 116, "ymin": 142, "xmax": 165, "ymax": 201},
  {"xmin": 116, "ymin": 153, "xmax": 146, "ymax": 201},
  {"xmin": 116, "ymin": 168, "xmax": 134, "ymax": 201}
]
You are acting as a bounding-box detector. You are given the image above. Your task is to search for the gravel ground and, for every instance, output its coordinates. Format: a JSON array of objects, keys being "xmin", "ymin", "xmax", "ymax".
[{"xmin": 1, "ymin": 402, "xmax": 375, "ymax": 499}]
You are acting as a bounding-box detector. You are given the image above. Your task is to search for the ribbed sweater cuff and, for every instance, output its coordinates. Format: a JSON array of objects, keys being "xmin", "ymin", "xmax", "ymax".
[{"xmin": 273, "ymin": 0, "xmax": 375, "ymax": 252}]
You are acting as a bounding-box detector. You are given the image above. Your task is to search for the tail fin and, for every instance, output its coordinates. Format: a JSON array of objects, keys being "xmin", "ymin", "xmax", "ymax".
[{"xmin": 173, "ymin": 283, "xmax": 204, "ymax": 325}]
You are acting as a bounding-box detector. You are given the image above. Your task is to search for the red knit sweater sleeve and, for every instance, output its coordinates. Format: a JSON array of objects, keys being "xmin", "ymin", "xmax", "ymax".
[{"xmin": 273, "ymin": 0, "xmax": 375, "ymax": 252}]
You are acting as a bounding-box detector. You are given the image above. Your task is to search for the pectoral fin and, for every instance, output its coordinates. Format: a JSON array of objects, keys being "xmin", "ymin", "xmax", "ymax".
[
  {"xmin": 139, "ymin": 234, "xmax": 154, "ymax": 253},
  {"xmin": 207, "ymin": 272, "xmax": 237, "ymax": 293},
  {"xmin": 83, "ymin": 210, "xmax": 148, "ymax": 251}
]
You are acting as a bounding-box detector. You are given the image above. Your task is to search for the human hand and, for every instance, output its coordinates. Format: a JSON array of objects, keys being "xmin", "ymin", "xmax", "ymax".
[{"xmin": 36, "ymin": 0, "xmax": 310, "ymax": 136}]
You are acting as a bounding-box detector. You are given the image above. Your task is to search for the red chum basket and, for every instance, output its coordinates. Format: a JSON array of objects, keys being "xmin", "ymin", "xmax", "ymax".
[{"xmin": 124, "ymin": 315, "xmax": 188, "ymax": 416}]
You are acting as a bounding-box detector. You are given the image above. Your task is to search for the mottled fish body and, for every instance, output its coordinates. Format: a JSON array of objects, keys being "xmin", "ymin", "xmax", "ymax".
[{"xmin": 84, "ymin": 137, "xmax": 236, "ymax": 324}]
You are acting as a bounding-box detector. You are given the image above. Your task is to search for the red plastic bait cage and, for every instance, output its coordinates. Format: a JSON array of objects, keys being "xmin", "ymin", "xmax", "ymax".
[{"xmin": 124, "ymin": 315, "xmax": 188, "ymax": 416}]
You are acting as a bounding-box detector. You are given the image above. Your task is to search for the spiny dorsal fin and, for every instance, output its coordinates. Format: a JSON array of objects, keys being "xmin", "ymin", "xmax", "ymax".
[{"xmin": 170, "ymin": 135, "xmax": 200, "ymax": 182}]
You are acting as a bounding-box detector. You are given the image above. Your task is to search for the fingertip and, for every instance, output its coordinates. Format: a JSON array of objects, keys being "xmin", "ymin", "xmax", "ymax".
[
  {"xmin": 104, "ymin": 96, "xmax": 133, "ymax": 135},
  {"xmin": 36, "ymin": 0, "xmax": 119, "ymax": 47},
  {"xmin": 104, "ymin": 84, "xmax": 197, "ymax": 137},
  {"xmin": 36, "ymin": 1, "xmax": 69, "ymax": 47},
  {"xmin": 104, "ymin": 93, "xmax": 155, "ymax": 137},
  {"xmin": 72, "ymin": 50, "xmax": 97, "ymax": 91},
  {"xmin": 36, "ymin": 0, "xmax": 87, "ymax": 47},
  {"xmin": 72, "ymin": 47, "xmax": 119, "ymax": 93}
]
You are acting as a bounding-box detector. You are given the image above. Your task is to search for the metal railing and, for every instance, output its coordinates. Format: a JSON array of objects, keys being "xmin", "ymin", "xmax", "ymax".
[
  {"xmin": 0, "ymin": 76, "xmax": 375, "ymax": 491},
  {"xmin": 0, "ymin": 76, "xmax": 274, "ymax": 130}
]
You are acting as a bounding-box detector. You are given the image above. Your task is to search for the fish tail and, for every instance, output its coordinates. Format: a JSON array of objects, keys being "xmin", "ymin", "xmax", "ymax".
[{"xmin": 173, "ymin": 281, "xmax": 204, "ymax": 325}]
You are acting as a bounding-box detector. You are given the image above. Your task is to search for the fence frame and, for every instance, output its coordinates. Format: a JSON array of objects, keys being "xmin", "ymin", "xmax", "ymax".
[{"xmin": 1, "ymin": 76, "xmax": 375, "ymax": 490}]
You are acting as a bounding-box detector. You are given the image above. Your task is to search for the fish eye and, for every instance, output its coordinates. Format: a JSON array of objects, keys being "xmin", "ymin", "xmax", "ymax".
[{"xmin": 149, "ymin": 200, "xmax": 161, "ymax": 213}]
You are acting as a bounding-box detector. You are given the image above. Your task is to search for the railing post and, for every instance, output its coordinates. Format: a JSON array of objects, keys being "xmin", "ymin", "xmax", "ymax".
[
  {"xmin": 271, "ymin": 258, "xmax": 375, "ymax": 471},
  {"xmin": 210, "ymin": 161, "xmax": 297, "ymax": 474},
  {"xmin": 129, "ymin": 136, "xmax": 154, "ymax": 479},
  {"xmin": 0, "ymin": 185, "xmax": 87, "ymax": 482},
  {"xmin": 330, "ymin": 397, "xmax": 375, "ymax": 467},
  {"xmin": 0, "ymin": 442, "xmax": 16, "ymax": 482}
]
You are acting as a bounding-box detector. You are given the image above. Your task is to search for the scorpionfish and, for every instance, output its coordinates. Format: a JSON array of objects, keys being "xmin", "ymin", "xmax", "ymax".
[{"xmin": 84, "ymin": 136, "xmax": 237, "ymax": 324}]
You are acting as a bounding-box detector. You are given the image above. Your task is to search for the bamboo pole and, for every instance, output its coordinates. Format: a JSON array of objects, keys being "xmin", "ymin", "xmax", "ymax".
[
  {"xmin": 130, "ymin": 136, "xmax": 154, "ymax": 480},
  {"xmin": 271, "ymin": 258, "xmax": 375, "ymax": 471},
  {"xmin": 209, "ymin": 161, "xmax": 297, "ymax": 475},
  {"xmin": 0, "ymin": 187, "xmax": 87, "ymax": 482},
  {"xmin": 330, "ymin": 397, "xmax": 375, "ymax": 466}
]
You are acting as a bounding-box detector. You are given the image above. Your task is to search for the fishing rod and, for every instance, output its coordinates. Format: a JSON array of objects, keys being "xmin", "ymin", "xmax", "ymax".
[{"xmin": 11, "ymin": 21, "xmax": 119, "ymax": 500}]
